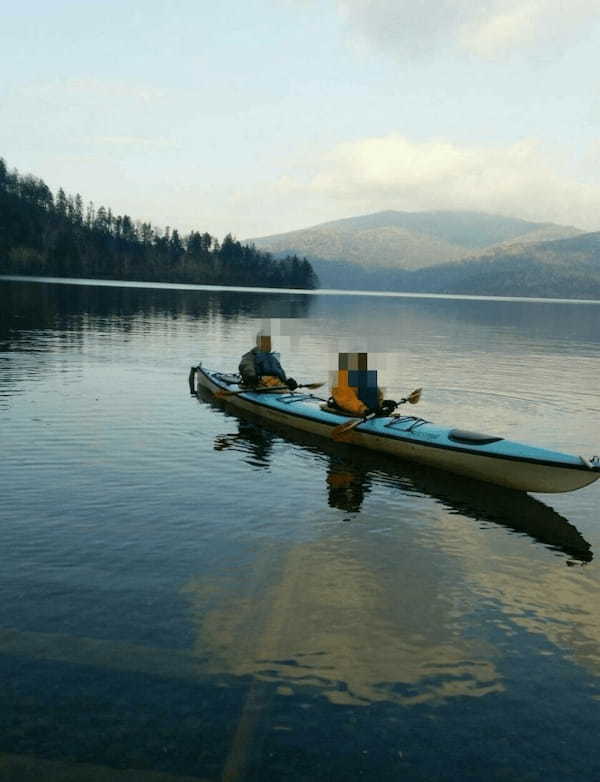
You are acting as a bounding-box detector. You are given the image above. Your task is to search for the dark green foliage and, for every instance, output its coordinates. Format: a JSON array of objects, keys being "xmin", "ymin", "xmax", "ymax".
[{"xmin": 0, "ymin": 158, "xmax": 318, "ymax": 290}]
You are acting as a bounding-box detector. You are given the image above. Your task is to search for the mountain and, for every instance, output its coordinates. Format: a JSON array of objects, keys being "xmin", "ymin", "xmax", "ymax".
[
  {"xmin": 407, "ymin": 232, "xmax": 600, "ymax": 299},
  {"xmin": 312, "ymin": 231, "xmax": 600, "ymax": 299},
  {"xmin": 247, "ymin": 210, "xmax": 599, "ymax": 298},
  {"xmin": 248, "ymin": 210, "xmax": 583, "ymax": 273}
]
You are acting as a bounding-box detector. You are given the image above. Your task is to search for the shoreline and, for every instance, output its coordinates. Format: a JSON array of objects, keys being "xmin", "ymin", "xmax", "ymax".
[{"xmin": 2, "ymin": 273, "xmax": 600, "ymax": 305}]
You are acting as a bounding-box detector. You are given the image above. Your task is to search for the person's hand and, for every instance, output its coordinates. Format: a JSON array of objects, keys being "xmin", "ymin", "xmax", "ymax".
[
  {"xmin": 286, "ymin": 377, "xmax": 298, "ymax": 391},
  {"xmin": 380, "ymin": 399, "xmax": 397, "ymax": 415}
]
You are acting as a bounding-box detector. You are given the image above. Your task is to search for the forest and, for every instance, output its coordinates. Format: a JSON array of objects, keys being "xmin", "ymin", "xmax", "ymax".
[{"xmin": 0, "ymin": 158, "xmax": 319, "ymax": 289}]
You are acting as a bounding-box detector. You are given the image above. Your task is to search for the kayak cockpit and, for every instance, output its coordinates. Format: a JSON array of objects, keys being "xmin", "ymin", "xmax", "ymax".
[{"xmin": 448, "ymin": 429, "xmax": 504, "ymax": 446}]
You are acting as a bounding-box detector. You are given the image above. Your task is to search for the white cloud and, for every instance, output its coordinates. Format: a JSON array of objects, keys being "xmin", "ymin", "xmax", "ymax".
[
  {"xmin": 307, "ymin": 134, "xmax": 600, "ymax": 229},
  {"xmin": 336, "ymin": 0, "xmax": 600, "ymax": 58}
]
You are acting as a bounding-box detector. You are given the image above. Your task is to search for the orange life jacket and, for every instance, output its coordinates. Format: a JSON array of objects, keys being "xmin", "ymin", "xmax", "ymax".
[
  {"xmin": 257, "ymin": 375, "xmax": 285, "ymax": 388},
  {"xmin": 331, "ymin": 369, "xmax": 369, "ymax": 416}
]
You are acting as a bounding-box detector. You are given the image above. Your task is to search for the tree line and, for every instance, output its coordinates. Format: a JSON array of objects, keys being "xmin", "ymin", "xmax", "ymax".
[{"xmin": 0, "ymin": 158, "xmax": 319, "ymax": 289}]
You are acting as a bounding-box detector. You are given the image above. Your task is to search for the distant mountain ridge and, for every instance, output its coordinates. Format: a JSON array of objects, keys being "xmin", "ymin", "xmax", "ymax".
[
  {"xmin": 250, "ymin": 212, "xmax": 600, "ymax": 299},
  {"xmin": 248, "ymin": 210, "xmax": 583, "ymax": 271},
  {"xmin": 405, "ymin": 231, "xmax": 600, "ymax": 299},
  {"xmin": 307, "ymin": 231, "xmax": 600, "ymax": 299},
  {"xmin": 248, "ymin": 211, "xmax": 600, "ymax": 299}
]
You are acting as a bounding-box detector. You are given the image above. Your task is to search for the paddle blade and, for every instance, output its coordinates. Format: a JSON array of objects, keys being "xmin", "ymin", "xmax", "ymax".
[
  {"xmin": 302, "ymin": 382, "xmax": 325, "ymax": 390},
  {"xmin": 331, "ymin": 425, "xmax": 358, "ymax": 441},
  {"xmin": 407, "ymin": 387, "xmax": 422, "ymax": 405},
  {"xmin": 330, "ymin": 417, "xmax": 363, "ymax": 440}
]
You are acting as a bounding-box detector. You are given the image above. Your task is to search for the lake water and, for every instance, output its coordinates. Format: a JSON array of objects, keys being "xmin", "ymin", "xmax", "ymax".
[{"xmin": 1, "ymin": 276, "xmax": 600, "ymax": 781}]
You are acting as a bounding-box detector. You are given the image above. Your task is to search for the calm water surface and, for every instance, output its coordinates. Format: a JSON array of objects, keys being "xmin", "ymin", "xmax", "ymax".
[{"xmin": 1, "ymin": 277, "xmax": 600, "ymax": 781}]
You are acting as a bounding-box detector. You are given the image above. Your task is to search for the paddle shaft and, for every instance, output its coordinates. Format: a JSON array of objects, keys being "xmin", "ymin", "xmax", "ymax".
[
  {"xmin": 215, "ymin": 382, "xmax": 322, "ymax": 398},
  {"xmin": 331, "ymin": 388, "xmax": 422, "ymax": 439}
]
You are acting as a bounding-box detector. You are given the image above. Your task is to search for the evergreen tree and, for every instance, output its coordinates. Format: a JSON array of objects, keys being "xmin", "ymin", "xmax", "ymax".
[
  {"xmin": 55, "ymin": 188, "xmax": 68, "ymax": 217},
  {"xmin": 0, "ymin": 158, "xmax": 319, "ymax": 290}
]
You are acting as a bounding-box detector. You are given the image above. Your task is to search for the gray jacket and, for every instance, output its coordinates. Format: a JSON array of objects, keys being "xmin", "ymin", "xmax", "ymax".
[{"xmin": 239, "ymin": 348, "xmax": 287, "ymax": 384}]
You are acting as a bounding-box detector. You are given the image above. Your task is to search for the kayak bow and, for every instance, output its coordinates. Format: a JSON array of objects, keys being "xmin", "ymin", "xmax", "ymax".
[{"xmin": 191, "ymin": 364, "xmax": 600, "ymax": 494}]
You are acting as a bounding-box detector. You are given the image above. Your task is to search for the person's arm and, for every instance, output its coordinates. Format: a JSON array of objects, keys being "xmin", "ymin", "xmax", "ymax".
[
  {"xmin": 271, "ymin": 355, "xmax": 299, "ymax": 390},
  {"xmin": 238, "ymin": 350, "xmax": 258, "ymax": 385},
  {"xmin": 270, "ymin": 353, "xmax": 287, "ymax": 383},
  {"xmin": 257, "ymin": 351, "xmax": 287, "ymax": 383}
]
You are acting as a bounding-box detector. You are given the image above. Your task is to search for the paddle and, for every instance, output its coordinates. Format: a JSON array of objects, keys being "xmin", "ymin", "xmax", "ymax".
[
  {"xmin": 331, "ymin": 388, "xmax": 422, "ymax": 441},
  {"xmin": 215, "ymin": 381, "xmax": 324, "ymax": 399}
]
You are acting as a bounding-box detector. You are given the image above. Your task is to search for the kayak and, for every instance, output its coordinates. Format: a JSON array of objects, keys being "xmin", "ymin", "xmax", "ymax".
[
  {"xmin": 196, "ymin": 384, "xmax": 593, "ymax": 560},
  {"xmin": 190, "ymin": 364, "xmax": 600, "ymax": 494}
]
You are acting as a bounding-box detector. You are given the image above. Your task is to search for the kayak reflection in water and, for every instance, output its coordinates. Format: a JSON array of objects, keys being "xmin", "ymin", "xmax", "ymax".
[
  {"xmin": 326, "ymin": 459, "xmax": 371, "ymax": 513},
  {"xmin": 328, "ymin": 352, "xmax": 397, "ymax": 418},
  {"xmin": 207, "ymin": 408, "xmax": 591, "ymax": 562},
  {"xmin": 213, "ymin": 420, "xmax": 275, "ymax": 469},
  {"xmin": 239, "ymin": 331, "xmax": 298, "ymax": 391},
  {"xmin": 214, "ymin": 420, "xmax": 370, "ymax": 512}
]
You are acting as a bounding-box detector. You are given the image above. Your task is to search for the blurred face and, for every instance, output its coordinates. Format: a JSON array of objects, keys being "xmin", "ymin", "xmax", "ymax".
[
  {"xmin": 338, "ymin": 352, "xmax": 368, "ymax": 371},
  {"xmin": 257, "ymin": 335, "xmax": 272, "ymax": 352}
]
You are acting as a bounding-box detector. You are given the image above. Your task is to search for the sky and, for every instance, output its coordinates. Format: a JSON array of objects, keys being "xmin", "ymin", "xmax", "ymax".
[{"xmin": 2, "ymin": 0, "xmax": 600, "ymax": 239}]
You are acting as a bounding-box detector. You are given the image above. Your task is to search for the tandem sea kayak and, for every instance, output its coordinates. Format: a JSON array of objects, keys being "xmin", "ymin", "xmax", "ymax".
[{"xmin": 190, "ymin": 364, "xmax": 600, "ymax": 495}]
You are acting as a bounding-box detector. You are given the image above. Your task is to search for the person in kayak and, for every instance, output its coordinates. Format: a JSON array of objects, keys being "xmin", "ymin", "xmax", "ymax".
[
  {"xmin": 329, "ymin": 352, "xmax": 397, "ymax": 417},
  {"xmin": 239, "ymin": 332, "xmax": 298, "ymax": 390}
]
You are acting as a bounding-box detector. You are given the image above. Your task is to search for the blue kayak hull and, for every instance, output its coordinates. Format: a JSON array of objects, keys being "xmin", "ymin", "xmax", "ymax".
[{"xmin": 193, "ymin": 365, "xmax": 600, "ymax": 494}]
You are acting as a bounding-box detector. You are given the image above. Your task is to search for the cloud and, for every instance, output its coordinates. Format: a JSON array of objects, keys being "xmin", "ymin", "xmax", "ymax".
[
  {"xmin": 336, "ymin": 0, "xmax": 600, "ymax": 58},
  {"xmin": 308, "ymin": 134, "xmax": 600, "ymax": 229}
]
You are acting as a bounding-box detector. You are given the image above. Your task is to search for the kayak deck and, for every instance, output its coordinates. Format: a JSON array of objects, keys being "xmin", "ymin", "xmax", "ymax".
[{"xmin": 191, "ymin": 365, "xmax": 600, "ymax": 494}]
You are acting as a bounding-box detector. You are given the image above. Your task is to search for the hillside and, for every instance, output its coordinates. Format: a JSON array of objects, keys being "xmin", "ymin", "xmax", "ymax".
[
  {"xmin": 248, "ymin": 210, "xmax": 582, "ymax": 271},
  {"xmin": 342, "ymin": 232, "xmax": 600, "ymax": 299},
  {"xmin": 408, "ymin": 232, "xmax": 600, "ymax": 299},
  {"xmin": 0, "ymin": 158, "xmax": 318, "ymax": 289}
]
